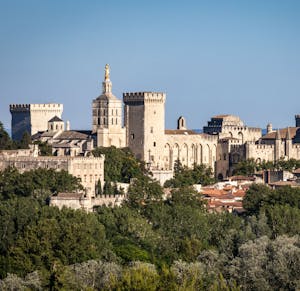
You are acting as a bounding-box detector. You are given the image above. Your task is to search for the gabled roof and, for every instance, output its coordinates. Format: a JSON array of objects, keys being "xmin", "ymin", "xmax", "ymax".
[
  {"xmin": 55, "ymin": 130, "xmax": 89, "ymax": 140},
  {"xmin": 48, "ymin": 116, "xmax": 63, "ymax": 122},
  {"xmin": 262, "ymin": 127, "xmax": 299, "ymax": 140}
]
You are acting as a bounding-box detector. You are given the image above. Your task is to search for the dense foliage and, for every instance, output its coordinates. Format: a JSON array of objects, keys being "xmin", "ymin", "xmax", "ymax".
[
  {"xmin": 0, "ymin": 122, "xmax": 32, "ymax": 150},
  {"xmin": 233, "ymin": 158, "xmax": 300, "ymax": 175},
  {"xmin": 92, "ymin": 146, "xmax": 145, "ymax": 183},
  {"xmin": 164, "ymin": 160, "xmax": 215, "ymax": 187},
  {"xmin": 0, "ymin": 167, "xmax": 83, "ymax": 200},
  {"xmin": 1, "ymin": 139, "xmax": 300, "ymax": 289}
]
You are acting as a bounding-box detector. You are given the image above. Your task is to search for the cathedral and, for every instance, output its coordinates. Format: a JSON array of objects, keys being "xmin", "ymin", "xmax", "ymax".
[{"xmin": 9, "ymin": 65, "xmax": 300, "ymax": 181}]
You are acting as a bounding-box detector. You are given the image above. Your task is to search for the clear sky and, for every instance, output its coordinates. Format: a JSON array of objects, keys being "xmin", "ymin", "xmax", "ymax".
[{"xmin": 0, "ymin": 0, "xmax": 300, "ymax": 133}]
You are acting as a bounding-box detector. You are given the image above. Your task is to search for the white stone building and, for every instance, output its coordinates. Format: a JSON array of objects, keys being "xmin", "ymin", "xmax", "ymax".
[
  {"xmin": 0, "ymin": 145, "xmax": 105, "ymax": 200},
  {"xmin": 92, "ymin": 64, "xmax": 126, "ymax": 148},
  {"xmin": 10, "ymin": 103, "xmax": 63, "ymax": 140}
]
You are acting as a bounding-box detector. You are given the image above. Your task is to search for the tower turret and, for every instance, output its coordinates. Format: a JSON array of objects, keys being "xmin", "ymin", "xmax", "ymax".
[
  {"xmin": 296, "ymin": 115, "xmax": 300, "ymax": 127},
  {"xmin": 267, "ymin": 123, "xmax": 273, "ymax": 134}
]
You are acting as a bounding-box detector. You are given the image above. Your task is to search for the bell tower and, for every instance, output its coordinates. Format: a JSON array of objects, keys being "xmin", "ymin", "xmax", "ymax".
[{"xmin": 92, "ymin": 65, "xmax": 125, "ymax": 147}]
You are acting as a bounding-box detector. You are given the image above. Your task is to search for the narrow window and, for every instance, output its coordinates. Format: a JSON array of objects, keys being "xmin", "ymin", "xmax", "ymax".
[
  {"xmin": 131, "ymin": 134, "xmax": 135, "ymax": 140},
  {"xmin": 153, "ymin": 142, "xmax": 156, "ymax": 147}
]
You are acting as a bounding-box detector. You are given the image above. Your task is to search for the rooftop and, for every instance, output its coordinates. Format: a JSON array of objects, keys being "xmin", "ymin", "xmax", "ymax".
[
  {"xmin": 48, "ymin": 115, "xmax": 63, "ymax": 122},
  {"xmin": 262, "ymin": 127, "xmax": 299, "ymax": 140}
]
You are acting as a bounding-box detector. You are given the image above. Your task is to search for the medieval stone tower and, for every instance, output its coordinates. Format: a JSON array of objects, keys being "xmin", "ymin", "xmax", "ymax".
[
  {"xmin": 10, "ymin": 103, "xmax": 63, "ymax": 140},
  {"xmin": 123, "ymin": 92, "xmax": 166, "ymax": 169},
  {"xmin": 92, "ymin": 64, "xmax": 126, "ymax": 147}
]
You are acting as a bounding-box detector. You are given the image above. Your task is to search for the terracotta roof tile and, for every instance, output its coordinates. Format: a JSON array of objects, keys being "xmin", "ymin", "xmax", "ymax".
[{"xmin": 201, "ymin": 189, "xmax": 228, "ymax": 196}]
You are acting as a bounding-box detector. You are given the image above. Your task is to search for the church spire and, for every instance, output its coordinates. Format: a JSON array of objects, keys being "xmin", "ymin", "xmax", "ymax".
[{"xmin": 102, "ymin": 64, "xmax": 112, "ymax": 94}]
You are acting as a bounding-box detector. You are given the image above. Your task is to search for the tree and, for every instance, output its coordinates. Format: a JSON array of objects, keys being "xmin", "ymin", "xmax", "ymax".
[
  {"xmin": 126, "ymin": 177, "xmax": 163, "ymax": 208},
  {"xmin": 242, "ymin": 184, "xmax": 272, "ymax": 215},
  {"xmin": 121, "ymin": 261, "xmax": 159, "ymax": 291},
  {"xmin": 34, "ymin": 141, "xmax": 53, "ymax": 156},
  {"xmin": 164, "ymin": 163, "xmax": 215, "ymax": 188},
  {"xmin": 0, "ymin": 122, "xmax": 13, "ymax": 150},
  {"xmin": 92, "ymin": 146, "xmax": 145, "ymax": 183},
  {"xmin": 232, "ymin": 158, "xmax": 259, "ymax": 176},
  {"xmin": 18, "ymin": 131, "xmax": 32, "ymax": 149}
]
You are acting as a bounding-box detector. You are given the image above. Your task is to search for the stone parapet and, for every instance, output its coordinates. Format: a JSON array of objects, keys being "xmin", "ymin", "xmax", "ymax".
[{"xmin": 123, "ymin": 92, "xmax": 166, "ymax": 104}]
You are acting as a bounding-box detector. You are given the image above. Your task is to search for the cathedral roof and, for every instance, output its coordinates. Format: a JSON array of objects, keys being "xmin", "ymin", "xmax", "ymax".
[
  {"xmin": 262, "ymin": 127, "xmax": 299, "ymax": 140},
  {"xmin": 56, "ymin": 130, "xmax": 90, "ymax": 140},
  {"xmin": 96, "ymin": 92, "xmax": 119, "ymax": 101}
]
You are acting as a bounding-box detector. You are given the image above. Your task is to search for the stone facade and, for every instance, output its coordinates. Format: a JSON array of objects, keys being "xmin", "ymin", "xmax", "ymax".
[
  {"xmin": 8, "ymin": 65, "xmax": 300, "ymax": 184},
  {"xmin": 0, "ymin": 145, "xmax": 104, "ymax": 199},
  {"xmin": 215, "ymin": 124, "xmax": 300, "ymax": 179},
  {"xmin": 92, "ymin": 64, "xmax": 126, "ymax": 148},
  {"xmin": 123, "ymin": 92, "xmax": 218, "ymax": 171},
  {"xmin": 10, "ymin": 103, "xmax": 63, "ymax": 140},
  {"xmin": 50, "ymin": 193, "xmax": 125, "ymax": 211}
]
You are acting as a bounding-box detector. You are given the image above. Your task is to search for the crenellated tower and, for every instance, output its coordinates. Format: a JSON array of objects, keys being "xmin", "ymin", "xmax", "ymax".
[
  {"xmin": 123, "ymin": 92, "xmax": 166, "ymax": 169},
  {"xmin": 10, "ymin": 103, "xmax": 63, "ymax": 141}
]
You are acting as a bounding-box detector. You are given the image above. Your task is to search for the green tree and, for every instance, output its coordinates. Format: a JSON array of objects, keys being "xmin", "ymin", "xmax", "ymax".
[
  {"xmin": 18, "ymin": 131, "xmax": 32, "ymax": 149},
  {"xmin": 92, "ymin": 146, "xmax": 145, "ymax": 183},
  {"xmin": 242, "ymin": 184, "xmax": 272, "ymax": 215},
  {"xmin": 232, "ymin": 158, "xmax": 259, "ymax": 176},
  {"xmin": 164, "ymin": 163, "xmax": 215, "ymax": 188},
  {"xmin": 34, "ymin": 140, "xmax": 53, "ymax": 156},
  {"xmin": 0, "ymin": 122, "xmax": 13, "ymax": 150}
]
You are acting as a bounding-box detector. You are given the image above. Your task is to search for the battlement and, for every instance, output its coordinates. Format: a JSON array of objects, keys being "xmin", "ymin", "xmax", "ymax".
[
  {"xmin": 223, "ymin": 125, "xmax": 261, "ymax": 132},
  {"xmin": 30, "ymin": 103, "xmax": 63, "ymax": 110},
  {"xmin": 123, "ymin": 92, "xmax": 166, "ymax": 104},
  {"xmin": 9, "ymin": 104, "xmax": 30, "ymax": 112},
  {"xmin": 10, "ymin": 103, "xmax": 63, "ymax": 112},
  {"xmin": 254, "ymin": 144, "xmax": 274, "ymax": 149}
]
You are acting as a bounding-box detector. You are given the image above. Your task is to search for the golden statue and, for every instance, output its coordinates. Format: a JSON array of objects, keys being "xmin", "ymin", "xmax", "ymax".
[{"xmin": 105, "ymin": 64, "xmax": 110, "ymax": 80}]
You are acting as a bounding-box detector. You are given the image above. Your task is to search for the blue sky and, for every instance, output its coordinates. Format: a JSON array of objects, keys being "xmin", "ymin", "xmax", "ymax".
[{"xmin": 1, "ymin": 0, "xmax": 300, "ymax": 132}]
